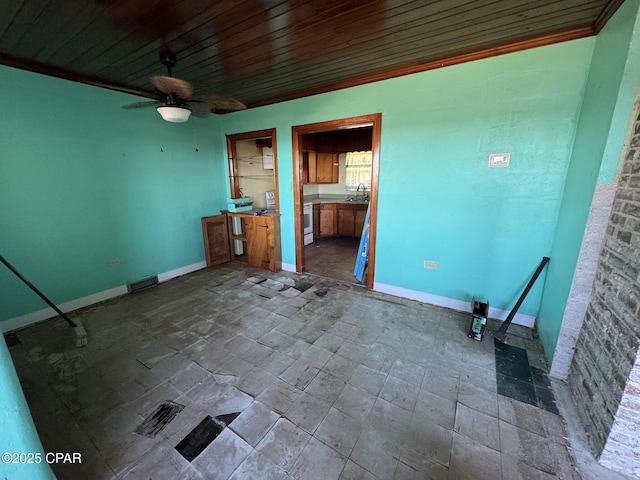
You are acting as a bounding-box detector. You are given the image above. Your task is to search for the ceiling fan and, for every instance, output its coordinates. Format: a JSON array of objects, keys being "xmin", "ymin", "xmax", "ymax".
[{"xmin": 124, "ymin": 53, "xmax": 246, "ymax": 122}]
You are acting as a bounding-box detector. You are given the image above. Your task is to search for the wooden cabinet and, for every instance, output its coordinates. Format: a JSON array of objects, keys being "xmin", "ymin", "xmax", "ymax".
[
  {"xmin": 337, "ymin": 206, "xmax": 356, "ymax": 237},
  {"xmin": 318, "ymin": 203, "xmax": 367, "ymax": 237},
  {"xmin": 319, "ymin": 204, "xmax": 337, "ymax": 236},
  {"xmin": 316, "ymin": 153, "xmax": 338, "ymax": 183},
  {"xmin": 354, "ymin": 208, "xmax": 367, "ymax": 236},
  {"xmin": 201, "ymin": 215, "xmax": 232, "ymax": 266},
  {"xmin": 313, "ymin": 204, "xmax": 320, "ymax": 238},
  {"xmin": 246, "ymin": 215, "xmax": 271, "ymax": 270},
  {"xmin": 226, "ymin": 211, "xmax": 281, "ymax": 272},
  {"xmin": 337, "ymin": 203, "xmax": 368, "ymax": 238},
  {"xmin": 302, "ymin": 151, "xmax": 338, "ymax": 184},
  {"xmin": 203, "ymin": 212, "xmax": 281, "ymax": 272}
]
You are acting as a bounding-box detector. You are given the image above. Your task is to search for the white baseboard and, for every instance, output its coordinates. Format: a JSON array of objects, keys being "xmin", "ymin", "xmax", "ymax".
[
  {"xmin": 1, "ymin": 285, "xmax": 129, "ymax": 333},
  {"xmin": 281, "ymin": 263, "xmax": 297, "ymax": 272},
  {"xmin": 373, "ymin": 282, "xmax": 536, "ymax": 328},
  {"xmin": 2, "ymin": 261, "xmax": 209, "ymax": 333},
  {"xmin": 158, "ymin": 261, "xmax": 207, "ymax": 283}
]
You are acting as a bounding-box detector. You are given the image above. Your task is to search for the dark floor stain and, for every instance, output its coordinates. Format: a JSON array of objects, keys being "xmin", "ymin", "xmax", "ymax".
[
  {"xmin": 135, "ymin": 401, "xmax": 185, "ymax": 438},
  {"xmin": 315, "ymin": 289, "xmax": 328, "ymax": 297},
  {"xmin": 175, "ymin": 411, "xmax": 242, "ymax": 462},
  {"xmin": 4, "ymin": 332, "xmax": 21, "ymax": 347},
  {"xmin": 176, "ymin": 416, "xmax": 224, "ymax": 462},
  {"xmin": 294, "ymin": 278, "xmax": 314, "ymax": 292},
  {"xmin": 494, "ymin": 339, "xmax": 559, "ymax": 414}
]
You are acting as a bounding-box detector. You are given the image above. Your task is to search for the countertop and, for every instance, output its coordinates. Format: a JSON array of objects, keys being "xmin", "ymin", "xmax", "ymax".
[
  {"xmin": 223, "ymin": 209, "xmax": 280, "ymax": 217},
  {"xmin": 303, "ymin": 196, "xmax": 368, "ymax": 206}
]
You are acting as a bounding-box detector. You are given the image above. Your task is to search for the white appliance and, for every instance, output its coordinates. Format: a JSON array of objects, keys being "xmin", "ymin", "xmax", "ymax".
[
  {"xmin": 303, "ymin": 202, "xmax": 313, "ymax": 246},
  {"xmin": 231, "ymin": 216, "xmax": 244, "ymax": 255},
  {"xmin": 265, "ymin": 191, "xmax": 276, "ymax": 210}
]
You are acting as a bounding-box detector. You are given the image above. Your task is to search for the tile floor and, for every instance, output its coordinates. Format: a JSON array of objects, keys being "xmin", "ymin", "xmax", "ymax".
[
  {"xmin": 7, "ymin": 264, "xmax": 585, "ymax": 479},
  {"xmin": 304, "ymin": 238, "xmax": 362, "ymax": 284}
]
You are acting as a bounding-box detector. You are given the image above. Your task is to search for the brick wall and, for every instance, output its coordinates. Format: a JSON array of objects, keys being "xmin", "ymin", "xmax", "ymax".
[
  {"xmin": 600, "ymin": 350, "xmax": 640, "ymax": 474},
  {"xmin": 567, "ymin": 112, "xmax": 640, "ymax": 455}
]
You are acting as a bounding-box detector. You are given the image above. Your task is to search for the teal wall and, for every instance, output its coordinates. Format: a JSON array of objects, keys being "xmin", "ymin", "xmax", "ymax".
[
  {"xmin": 0, "ymin": 9, "xmax": 637, "ymax": 470},
  {"xmin": 0, "ymin": 66, "xmax": 227, "ymax": 321},
  {"xmin": 0, "ymin": 338, "xmax": 54, "ymax": 479},
  {"xmin": 2, "ymin": 14, "xmax": 634, "ymax": 350},
  {"xmin": 221, "ymin": 39, "xmax": 594, "ymax": 318},
  {"xmin": 537, "ymin": 0, "xmax": 640, "ymax": 358}
]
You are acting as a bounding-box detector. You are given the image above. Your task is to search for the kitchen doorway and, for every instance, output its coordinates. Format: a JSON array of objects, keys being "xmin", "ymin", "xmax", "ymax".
[{"xmin": 292, "ymin": 114, "xmax": 381, "ymax": 288}]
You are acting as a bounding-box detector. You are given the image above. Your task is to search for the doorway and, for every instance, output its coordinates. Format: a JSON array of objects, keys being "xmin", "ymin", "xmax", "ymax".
[
  {"xmin": 292, "ymin": 114, "xmax": 381, "ymax": 289},
  {"xmin": 227, "ymin": 129, "xmax": 279, "ymax": 212}
]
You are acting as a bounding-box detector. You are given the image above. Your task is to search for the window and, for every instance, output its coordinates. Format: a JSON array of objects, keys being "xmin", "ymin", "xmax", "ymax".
[{"xmin": 344, "ymin": 151, "xmax": 372, "ymax": 191}]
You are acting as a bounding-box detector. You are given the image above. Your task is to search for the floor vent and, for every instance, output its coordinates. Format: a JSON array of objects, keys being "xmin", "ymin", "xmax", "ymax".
[{"xmin": 128, "ymin": 275, "xmax": 158, "ymax": 293}]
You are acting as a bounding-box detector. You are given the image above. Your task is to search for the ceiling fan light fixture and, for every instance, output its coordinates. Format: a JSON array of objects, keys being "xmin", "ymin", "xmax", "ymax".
[{"xmin": 156, "ymin": 105, "xmax": 191, "ymax": 123}]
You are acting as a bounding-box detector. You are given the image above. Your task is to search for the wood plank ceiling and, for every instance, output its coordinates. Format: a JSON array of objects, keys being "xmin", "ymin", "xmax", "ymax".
[{"xmin": 0, "ymin": 0, "xmax": 624, "ymax": 111}]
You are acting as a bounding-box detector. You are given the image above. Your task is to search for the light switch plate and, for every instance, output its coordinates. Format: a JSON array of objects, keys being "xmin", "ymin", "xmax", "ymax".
[{"xmin": 489, "ymin": 153, "xmax": 510, "ymax": 168}]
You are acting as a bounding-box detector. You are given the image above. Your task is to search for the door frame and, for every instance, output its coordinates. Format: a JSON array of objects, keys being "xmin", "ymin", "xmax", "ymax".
[
  {"xmin": 292, "ymin": 113, "xmax": 381, "ymax": 289},
  {"xmin": 226, "ymin": 128, "xmax": 280, "ymax": 213}
]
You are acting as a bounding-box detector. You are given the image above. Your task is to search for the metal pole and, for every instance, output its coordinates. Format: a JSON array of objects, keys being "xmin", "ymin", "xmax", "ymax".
[
  {"xmin": 0, "ymin": 254, "xmax": 77, "ymax": 328},
  {"xmin": 495, "ymin": 256, "xmax": 550, "ymax": 339}
]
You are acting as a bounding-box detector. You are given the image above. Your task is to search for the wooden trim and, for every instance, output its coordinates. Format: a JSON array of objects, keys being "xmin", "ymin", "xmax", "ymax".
[
  {"xmin": 292, "ymin": 113, "xmax": 381, "ymax": 289},
  {"xmin": 226, "ymin": 129, "xmax": 276, "ymax": 142},
  {"xmin": 0, "ymin": 53, "xmax": 155, "ymax": 100},
  {"xmin": 2, "ymin": 24, "xmax": 597, "ymax": 113},
  {"xmin": 226, "ymin": 128, "xmax": 279, "ymax": 210},
  {"xmin": 367, "ymin": 114, "xmax": 382, "ymax": 290},
  {"xmin": 226, "ymin": 136, "xmax": 240, "ymax": 198},
  {"xmin": 292, "ymin": 126, "xmax": 304, "ymax": 272},
  {"xmin": 292, "ymin": 114, "xmax": 383, "ymax": 135},
  {"xmin": 271, "ymin": 130, "xmax": 280, "ymax": 214},
  {"xmin": 593, "ymin": 0, "xmax": 625, "ymax": 33},
  {"xmin": 247, "ymin": 28, "xmax": 594, "ymax": 109}
]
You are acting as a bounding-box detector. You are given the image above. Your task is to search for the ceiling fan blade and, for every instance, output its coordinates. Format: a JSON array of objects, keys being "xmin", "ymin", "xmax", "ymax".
[
  {"xmin": 151, "ymin": 75, "xmax": 193, "ymax": 100},
  {"xmin": 188, "ymin": 101, "xmax": 214, "ymax": 118},
  {"xmin": 123, "ymin": 100, "xmax": 160, "ymax": 109},
  {"xmin": 196, "ymin": 94, "xmax": 246, "ymax": 112}
]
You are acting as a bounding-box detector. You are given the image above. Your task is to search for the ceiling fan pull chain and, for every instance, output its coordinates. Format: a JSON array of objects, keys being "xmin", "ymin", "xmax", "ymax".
[{"xmin": 192, "ymin": 116, "xmax": 199, "ymax": 152}]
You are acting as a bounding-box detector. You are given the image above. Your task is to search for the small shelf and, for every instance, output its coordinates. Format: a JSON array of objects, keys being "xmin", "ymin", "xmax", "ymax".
[{"xmin": 231, "ymin": 235, "xmax": 247, "ymax": 241}]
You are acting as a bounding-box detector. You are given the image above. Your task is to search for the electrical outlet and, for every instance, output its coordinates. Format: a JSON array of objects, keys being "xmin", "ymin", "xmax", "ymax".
[
  {"xmin": 109, "ymin": 258, "xmax": 121, "ymax": 266},
  {"xmin": 424, "ymin": 261, "xmax": 438, "ymax": 269}
]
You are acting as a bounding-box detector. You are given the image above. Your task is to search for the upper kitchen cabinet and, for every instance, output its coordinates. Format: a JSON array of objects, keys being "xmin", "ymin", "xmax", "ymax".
[
  {"xmin": 301, "ymin": 127, "xmax": 371, "ymax": 185},
  {"xmin": 303, "ymin": 151, "xmax": 338, "ymax": 184}
]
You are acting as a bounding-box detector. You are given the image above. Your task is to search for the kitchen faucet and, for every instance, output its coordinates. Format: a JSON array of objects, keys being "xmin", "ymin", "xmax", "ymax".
[{"xmin": 356, "ymin": 183, "xmax": 366, "ymax": 201}]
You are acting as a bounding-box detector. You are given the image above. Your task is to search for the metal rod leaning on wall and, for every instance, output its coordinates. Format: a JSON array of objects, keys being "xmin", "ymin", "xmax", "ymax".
[
  {"xmin": 0, "ymin": 254, "xmax": 88, "ymax": 347},
  {"xmin": 492, "ymin": 256, "xmax": 550, "ymax": 344}
]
